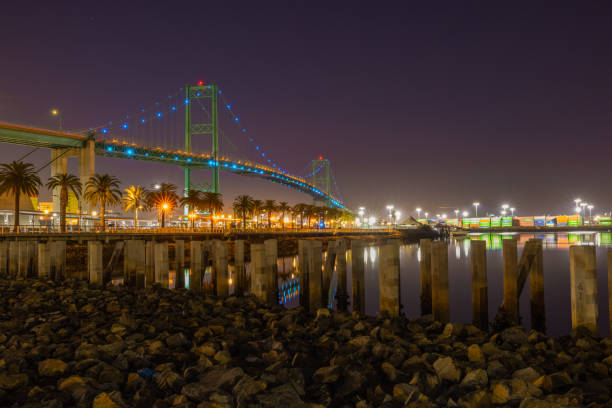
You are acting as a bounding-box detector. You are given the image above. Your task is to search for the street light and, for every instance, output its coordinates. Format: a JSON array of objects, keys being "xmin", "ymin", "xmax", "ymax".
[
  {"xmin": 394, "ymin": 210, "xmax": 401, "ymax": 226},
  {"xmin": 51, "ymin": 108, "xmax": 63, "ymax": 131},
  {"xmin": 473, "ymin": 202, "xmax": 480, "ymax": 217},
  {"xmin": 462, "ymin": 211, "xmax": 468, "ymax": 217},
  {"xmin": 510, "ymin": 207, "xmax": 515, "ymax": 217},
  {"xmin": 588, "ymin": 204, "xmax": 594, "ymax": 222},
  {"xmin": 416, "ymin": 207, "xmax": 422, "ymax": 218},
  {"xmin": 454, "ymin": 209, "xmax": 459, "ymax": 218}
]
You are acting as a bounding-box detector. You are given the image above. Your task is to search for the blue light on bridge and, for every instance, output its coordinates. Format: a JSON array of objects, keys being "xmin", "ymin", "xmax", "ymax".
[
  {"xmin": 223, "ymin": 163, "xmax": 229, "ymax": 167},
  {"xmin": 171, "ymin": 106, "xmax": 176, "ymax": 111},
  {"xmin": 145, "ymin": 153, "xmax": 149, "ymax": 156},
  {"xmin": 226, "ymin": 104, "xmax": 231, "ymax": 109},
  {"xmin": 255, "ymin": 146, "xmax": 259, "ymax": 150},
  {"xmin": 157, "ymin": 113, "xmax": 163, "ymax": 118},
  {"xmin": 174, "ymin": 156, "xmax": 178, "ymax": 160},
  {"xmin": 231, "ymin": 164, "xmax": 237, "ymax": 169},
  {"xmin": 234, "ymin": 117, "xmax": 239, "ymax": 122},
  {"xmin": 218, "ymin": 89, "xmax": 222, "ymax": 94},
  {"xmin": 101, "ymin": 128, "xmax": 108, "ymax": 134},
  {"xmin": 122, "ymin": 123, "xmax": 128, "ymax": 129},
  {"xmin": 187, "ymin": 158, "xmax": 192, "ymax": 162},
  {"xmin": 242, "ymin": 129, "xmax": 247, "ymax": 133},
  {"xmin": 106, "ymin": 146, "xmax": 113, "ymax": 152},
  {"xmin": 161, "ymin": 155, "xmax": 165, "ymax": 158},
  {"xmin": 196, "ymin": 92, "xmax": 201, "ymax": 97},
  {"xmin": 184, "ymin": 99, "xmax": 189, "ymax": 104},
  {"xmin": 126, "ymin": 148, "xmax": 134, "ymax": 155}
]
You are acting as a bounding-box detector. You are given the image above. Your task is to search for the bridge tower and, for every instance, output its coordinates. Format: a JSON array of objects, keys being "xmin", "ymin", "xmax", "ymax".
[
  {"xmin": 310, "ymin": 156, "xmax": 331, "ymax": 206},
  {"xmin": 184, "ymin": 83, "xmax": 219, "ymax": 212}
]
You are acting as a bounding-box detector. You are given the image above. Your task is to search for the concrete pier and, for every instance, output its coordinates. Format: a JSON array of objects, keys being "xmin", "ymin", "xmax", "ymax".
[
  {"xmin": 124, "ymin": 240, "xmax": 145, "ymax": 288},
  {"xmin": 608, "ymin": 249, "xmax": 612, "ymax": 337},
  {"xmin": 419, "ymin": 238, "xmax": 432, "ymax": 316},
  {"xmin": 8, "ymin": 241, "xmax": 18, "ymax": 277},
  {"xmin": 264, "ymin": 239, "xmax": 278, "ymax": 305},
  {"xmin": 0, "ymin": 241, "xmax": 7, "ymax": 276},
  {"xmin": 190, "ymin": 241, "xmax": 203, "ymax": 292},
  {"xmin": 322, "ymin": 240, "xmax": 337, "ymax": 307},
  {"xmin": 529, "ymin": 239, "xmax": 545, "ymax": 333},
  {"xmin": 431, "ymin": 241, "xmax": 450, "ymax": 324},
  {"xmin": 175, "ymin": 240, "xmax": 185, "ymax": 289},
  {"xmin": 308, "ymin": 240, "xmax": 323, "ymax": 311},
  {"xmin": 145, "ymin": 241, "xmax": 154, "ymax": 288},
  {"xmin": 214, "ymin": 240, "xmax": 229, "ymax": 297},
  {"xmin": 250, "ymin": 243, "xmax": 266, "ymax": 302},
  {"xmin": 88, "ymin": 241, "xmax": 104, "ymax": 285},
  {"xmin": 502, "ymin": 239, "xmax": 519, "ymax": 325},
  {"xmin": 37, "ymin": 242, "xmax": 51, "ymax": 279},
  {"xmin": 379, "ymin": 240, "xmax": 401, "ymax": 317},
  {"xmin": 50, "ymin": 241, "xmax": 66, "ymax": 281},
  {"xmin": 335, "ymin": 240, "xmax": 348, "ymax": 311},
  {"xmin": 18, "ymin": 241, "xmax": 30, "ymax": 278},
  {"xmin": 470, "ymin": 240, "xmax": 488, "ymax": 330},
  {"xmin": 351, "ymin": 240, "xmax": 365, "ymax": 314},
  {"xmin": 154, "ymin": 242, "xmax": 169, "ymax": 288},
  {"xmin": 234, "ymin": 240, "xmax": 245, "ymax": 296},
  {"xmin": 570, "ymin": 245, "xmax": 598, "ymax": 335}
]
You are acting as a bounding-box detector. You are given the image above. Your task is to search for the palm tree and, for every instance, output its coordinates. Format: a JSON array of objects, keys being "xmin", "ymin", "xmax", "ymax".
[
  {"xmin": 46, "ymin": 173, "xmax": 82, "ymax": 232},
  {"xmin": 304, "ymin": 204, "xmax": 317, "ymax": 228},
  {"xmin": 292, "ymin": 203, "xmax": 306, "ymax": 228},
  {"xmin": 147, "ymin": 183, "xmax": 179, "ymax": 228},
  {"xmin": 233, "ymin": 195, "xmax": 254, "ymax": 228},
  {"xmin": 263, "ymin": 199, "xmax": 276, "ymax": 228},
  {"xmin": 122, "ymin": 185, "xmax": 148, "ymax": 228},
  {"xmin": 84, "ymin": 174, "xmax": 122, "ymax": 230},
  {"xmin": 0, "ymin": 161, "xmax": 41, "ymax": 232},
  {"xmin": 180, "ymin": 189, "xmax": 203, "ymax": 229},
  {"xmin": 201, "ymin": 192, "xmax": 223, "ymax": 228},
  {"xmin": 277, "ymin": 201, "xmax": 291, "ymax": 229},
  {"xmin": 252, "ymin": 199, "xmax": 263, "ymax": 228}
]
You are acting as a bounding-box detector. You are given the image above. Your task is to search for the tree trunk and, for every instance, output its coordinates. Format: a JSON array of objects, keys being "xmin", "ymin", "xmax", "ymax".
[
  {"xmin": 161, "ymin": 211, "xmax": 165, "ymax": 228},
  {"xmin": 134, "ymin": 208, "xmax": 138, "ymax": 228},
  {"xmin": 281, "ymin": 212, "xmax": 285, "ymax": 229},
  {"xmin": 101, "ymin": 202, "xmax": 106, "ymax": 231},
  {"xmin": 13, "ymin": 189, "xmax": 20, "ymax": 233},
  {"xmin": 60, "ymin": 187, "xmax": 67, "ymax": 233},
  {"xmin": 241, "ymin": 210, "xmax": 246, "ymax": 228},
  {"xmin": 267, "ymin": 211, "xmax": 271, "ymax": 229}
]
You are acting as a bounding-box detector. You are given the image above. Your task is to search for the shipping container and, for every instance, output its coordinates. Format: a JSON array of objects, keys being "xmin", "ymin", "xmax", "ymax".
[
  {"xmin": 568, "ymin": 215, "xmax": 581, "ymax": 227},
  {"xmin": 534, "ymin": 216, "xmax": 546, "ymax": 227},
  {"xmin": 501, "ymin": 216, "xmax": 513, "ymax": 227},
  {"xmin": 545, "ymin": 216, "xmax": 556, "ymax": 227},
  {"xmin": 479, "ymin": 218, "xmax": 491, "ymax": 228},
  {"xmin": 519, "ymin": 217, "xmax": 534, "ymax": 227},
  {"xmin": 556, "ymin": 215, "xmax": 568, "ymax": 227},
  {"xmin": 490, "ymin": 217, "xmax": 501, "ymax": 228}
]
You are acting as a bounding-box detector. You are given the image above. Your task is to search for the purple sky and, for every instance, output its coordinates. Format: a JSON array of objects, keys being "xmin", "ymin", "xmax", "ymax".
[{"xmin": 1, "ymin": 1, "xmax": 612, "ymax": 218}]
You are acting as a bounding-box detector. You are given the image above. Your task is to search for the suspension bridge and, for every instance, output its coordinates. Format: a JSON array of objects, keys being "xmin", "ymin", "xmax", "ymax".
[{"xmin": 0, "ymin": 82, "xmax": 344, "ymax": 213}]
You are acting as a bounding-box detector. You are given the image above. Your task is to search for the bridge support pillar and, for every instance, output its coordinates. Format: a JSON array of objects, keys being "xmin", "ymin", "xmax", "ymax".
[
  {"xmin": 250, "ymin": 243, "xmax": 266, "ymax": 302},
  {"xmin": 174, "ymin": 240, "xmax": 185, "ymax": 289},
  {"xmin": 190, "ymin": 241, "xmax": 203, "ymax": 293},
  {"xmin": 79, "ymin": 140, "xmax": 95, "ymax": 214},
  {"xmin": 335, "ymin": 240, "xmax": 348, "ymax": 311},
  {"xmin": 234, "ymin": 240, "xmax": 246, "ymax": 296},
  {"xmin": 88, "ymin": 241, "xmax": 104, "ymax": 285},
  {"xmin": 154, "ymin": 242, "xmax": 169, "ymax": 288},
  {"xmin": 264, "ymin": 239, "xmax": 278, "ymax": 305},
  {"xmin": 214, "ymin": 240, "xmax": 228, "ymax": 296},
  {"xmin": 50, "ymin": 149, "xmax": 68, "ymax": 214}
]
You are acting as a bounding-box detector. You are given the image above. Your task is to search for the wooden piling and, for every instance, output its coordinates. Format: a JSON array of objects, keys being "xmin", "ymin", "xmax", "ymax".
[
  {"xmin": 18, "ymin": 241, "xmax": 30, "ymax": 278},
  {"xmin": 190, "ymin": 241, "xmax": 203, "ymax": 292},
  {"xmin": 529, "ymin": 239, "xmax": 545, "ymax": 333},
  {"xmin": 214, "ymin": 240, "xmax": 229, "ymax": 296},
  {"xmin": 570, "ymin": 245, "xmax": 598, "ymax": 335},
  {"xmin": 608, "ymin": 248, "xmax": 612, "ymax": 337},
  {"xmin": 175, "ymin": 240, "xmax": 185, "ymax": 289},
  {"xmin": 502, "ymin": 239, "xmax": 519, "ymax": 325},
  {"xmin": 431, "ymin": 241, "xmax": 450, "ymax": 324},
  {"xmin": 8, "ymin": 241, "xmax": 18, "ymax": 277},
  {"xmin": 234, "ymin": 240, "xmax": 246, "ymax": 296},
  {"xmin": 264, "ymin": 239, "xmax": 278, "ymax": 305},
  {"xmin": 50, "ymin": 241, "xmax": 66, "ymax": 281},
  {"xmin": 336, "ymin": 239, "xmax": 348, "ymax": 311},
  {"xmin": 322, "ymin": 240, "xmax": 337, "ymax": 307},
  {"xmin": 298, "ymin": 240, "xmax": 310, "ymax": 310},
  {"xmin": 250, "ymin": 243, "xmax": 266, "ymax": 302},
  {"xmin": 471, "ymin": 240, "xmax": 488, "ymax": 330},
  {"xmin": 88, "ymin": 241, "xmax": 104, "ymax": 285},
  {"xmin": 308, "ymin": 240, "xmax": 323, "ymax": 311},
  {"xmin": 379, "ymin": 240, "xmax": 401, "ymax": 317},
  {"xmin": 419, "ymin": 238, "xmax": 433, "ymax": 315},
  {"xmin": 351, "ymin": 240, "xmax": 365, "ymax": 314},
  {"xmin": 154, "ymin": 241, "xmax": 169, "ymax": 288}
]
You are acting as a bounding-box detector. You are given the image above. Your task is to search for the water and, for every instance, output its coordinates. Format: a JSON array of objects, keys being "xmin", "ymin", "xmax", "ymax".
[{"xmin": 151, "ymin": 231, "xmax": 612, "ymax": 337}]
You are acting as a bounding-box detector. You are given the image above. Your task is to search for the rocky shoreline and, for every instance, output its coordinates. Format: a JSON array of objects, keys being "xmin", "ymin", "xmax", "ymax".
[{"xmin": 0, "ymin": 278, "xmax": 611, "ymax": 408}]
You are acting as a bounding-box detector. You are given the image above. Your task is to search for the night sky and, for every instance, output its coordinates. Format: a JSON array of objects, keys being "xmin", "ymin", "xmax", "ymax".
[{"xmin": 1, "ymin": 1, "xmax": 612, "ymax": 218}]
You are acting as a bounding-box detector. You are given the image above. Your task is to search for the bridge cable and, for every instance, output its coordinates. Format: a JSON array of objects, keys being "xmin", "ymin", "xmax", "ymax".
[
  {"xmin": 17, "ymin": 147, "xmax": 39, "ymax": 162},
  {"xmin": 36, "ymin": 149, "xmax": 70, "ymax": 173}
]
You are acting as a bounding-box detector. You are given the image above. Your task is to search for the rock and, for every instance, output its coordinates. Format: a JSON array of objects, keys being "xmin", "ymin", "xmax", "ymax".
[
  {"xmin": 492, "ymin": 382, "xmax": 511, "ymax": 404},
  {"xmin": 316, "ymin": 308, "xmax": 330, "ymax": 319},
  {"xmin": 313, "ymin": 365, "xmax": 342, "ymax": 383},
  {"xmin": 256, "ymin": 383, "xmax": 307, "ymax": 407},
  {"xmin": 517, "ymin": 398, "xmax": 560, "ymax": 408},
  {"xmin": 467, "ymin": 344, "xmax": 485, "ymax": 364},
  {"xmin": 233, "ymin": 375, "xmax": 267, "ymax": 405},
  {"xmin": 393, "ymin": 383, "xmax": 418, "ymax": 402},
  {"xmin": 458, "ymin": 389, "xmax": 491, "ymax": 408},
  {"xmin": 513, "ymin": 367, "xmax": 540, "ymax": 383},
  {"xmin": 381, "ymin": 362, "xmax": 397, "ymax": 381},
  {"xmin": 38, "ymin": 358, "xmax": 68, "ymax": 377},
  {"xmin": 92, "ymin": 391, "xmax": 127, "ymax": 408},
  {"xmin": 487, "ymin": 360, "xmax": 508, "ymax": 379},
  {"xmin": 0, "ymin": 373, "xmax": 29, "ymax": 390},
  {"xmin": 58, "ymin": 376, "xmax": 86, "ymax": 392},
  {"xmin": 460, "ymin": 369, "xmax": 488, "ymax": 388},
  {"xmin": 501, "ymin": 327, "xmax": 529, "ymax": 345},
  {"xmin": 433, "ymin": 356, "xmax": 461, "ymax": 382},
  {"xmin": 214, "ymin": 350, "xmax": 231, "ymax": 364},
  {"xmin": 166, "ymin": 332, "xmax": 189, "ymax": 348},
  {"xmin": 338, "ymin": 370, "xmax": 365, "ymax": 397}
]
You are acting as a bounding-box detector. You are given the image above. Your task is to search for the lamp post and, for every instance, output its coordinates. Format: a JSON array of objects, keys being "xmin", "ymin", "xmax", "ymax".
[
  {"xmin": 588, "ymin": 205, "xmax": 594, "ymax": 223},
  {"xmin": 386, "ymin": 205, "xmax": 394, "ymax": 225},
  {"xmin": 394, "ymin": 210, "xmax": 401, "ymax": 226},
  {"xmin": 416, "ymin": 207, "xmax": 422, "ymax": 219},
  {"xmin": 473, "ymin": 202, "xmax": 480, "ymax": 218},
  {"xmin": 44, "ymin": 209, "xmax": 49, "ymax": 232},
  {"xmin": 51, "ymin": 109, "xmax": 63, "ymax": 131},
  {"xmin": 580, "ymin": 202, "xmax": 587, "ymax": 225},
  {"xmin": 510, "ymin": 207, "xmax": 515, "ymax": 217},
  {"xmin": 454, "ymin": 209, "xmax": 459, "ymax": 218},
  {"xmin": 462, "ymin": 210, "xmax": 468, "ymax": 217},
  {"xmin": 574, "ymin": 198, "xmax": 581, "ymax": 214}
]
